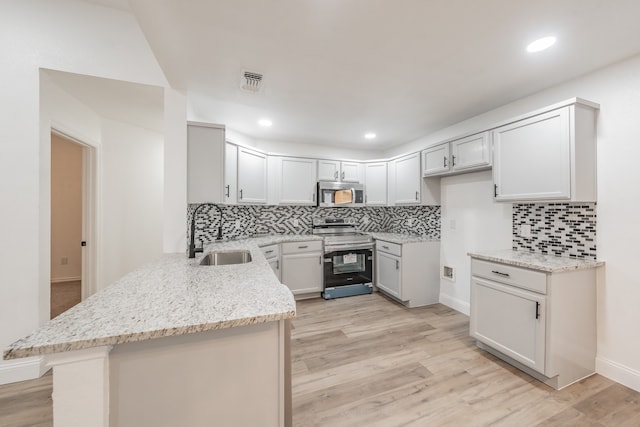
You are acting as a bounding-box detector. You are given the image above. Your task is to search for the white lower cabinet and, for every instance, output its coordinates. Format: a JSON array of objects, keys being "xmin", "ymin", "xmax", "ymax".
[
  {"xmin": 470, "ymin": 258, "xmax": 597, "ymax": 389},
  {"xmin": 375, "ymin": 240, "xmax": 440, "ymax": 308},
  {"xmin": 260, "ymin": 244, "xmax": 281, "ymax": 282},
  {"xmin": 281, "ymin": 241, "xmax": 323, "ymax": 298}
]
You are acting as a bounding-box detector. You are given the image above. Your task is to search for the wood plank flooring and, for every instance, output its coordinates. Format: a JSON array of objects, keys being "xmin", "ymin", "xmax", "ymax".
[
  {"xmin": 291, "ymin": 293, "xmax": 640, "ymax": 426},
  {"xmin": 1, "ymin": 292, "xmax": 639, "ymax": 426}
]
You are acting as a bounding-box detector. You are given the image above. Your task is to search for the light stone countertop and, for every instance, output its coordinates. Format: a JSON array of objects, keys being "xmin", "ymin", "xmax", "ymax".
[
  {"xmin": 3, "ymin": 235, "xmax": 322, "ymax": 360},
  {"xmin": 367, "ymin": 232, "xmax": 440, "ymax": 244},
  {"xmin": 468, "ymin": 249, "xmax": 605, "ymax": 273}
]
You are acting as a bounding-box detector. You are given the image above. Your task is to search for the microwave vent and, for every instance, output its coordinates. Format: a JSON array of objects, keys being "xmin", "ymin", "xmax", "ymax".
[{"xmin": 241, "ymin": 71, "xmax": 263, "ymax": 92}]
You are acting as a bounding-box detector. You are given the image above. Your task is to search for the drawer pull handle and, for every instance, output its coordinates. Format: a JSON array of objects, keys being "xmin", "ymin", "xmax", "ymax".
[
  {"xmin": 535, "ymin": 301, "xmax": 540, "ymax": 319},
  {"xmin": 382, "ymin": 245, "xmax": 390, "ymax": 250},
  {"xmin": 491, "ymin": 270, "xmax": 510, "ymax": 278},
  {"xmin": 298, "ymin": 245, "xmax": 308, "ymax": 249},
  {"xmin": 264, "ymin": 250, "xmax": 274, "ymax": 254}
]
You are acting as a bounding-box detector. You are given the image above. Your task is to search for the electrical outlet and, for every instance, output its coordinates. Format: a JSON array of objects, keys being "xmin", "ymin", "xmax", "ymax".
[
  {"xmin": 292, "ymin": 218, "xmax": 299, "ymax": 227},
  {"xmin": 362, "ymin": 216, "xmax": 369, "ymax": 224},
  {"xmin": 407, "ymin": 218, "xmax": 414, "ymax": 226},
  {"xmin": 235, "ymin": 219, "xmax": 241, "ymax": 228},
  {"xmin": 520, "ymin": 224, "xmax": 531, "ymax": 238}
]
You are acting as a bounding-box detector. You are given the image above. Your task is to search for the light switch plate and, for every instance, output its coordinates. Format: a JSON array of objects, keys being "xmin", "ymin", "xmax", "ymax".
[{"xmin": 520, "ymin": 224, "xmax": 531, "ymax": 238}]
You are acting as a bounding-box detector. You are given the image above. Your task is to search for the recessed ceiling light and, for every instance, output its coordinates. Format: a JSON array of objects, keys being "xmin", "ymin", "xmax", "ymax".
[
  {"xmin": 526, "ymin": 36, "xmax": 556, "ymax": 53},
  {"xmin": 364, "ymin": 133, "xmax": 376, "ymax": 139},
  {"xmin": 258, "ymin": 119, "xmax": 272, "ymax": 127}
]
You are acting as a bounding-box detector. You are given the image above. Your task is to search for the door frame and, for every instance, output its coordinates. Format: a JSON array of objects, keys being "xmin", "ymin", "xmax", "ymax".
[{"xmin": 51, "ymin": 128, "xmax": 98, "ymax": 300}]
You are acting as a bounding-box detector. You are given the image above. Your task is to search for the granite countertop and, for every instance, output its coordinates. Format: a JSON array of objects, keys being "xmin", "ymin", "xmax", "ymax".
[
  {"xmin": 468, "ymin": 249, "xmax": 605, "ymax": 273},
  {"xmin": 368, "ymin": 232, "xmax": 440, "ymax": 244},
  {"xmin": 4, "ymin": 235, "xmax": 322, "ymax": 360}
]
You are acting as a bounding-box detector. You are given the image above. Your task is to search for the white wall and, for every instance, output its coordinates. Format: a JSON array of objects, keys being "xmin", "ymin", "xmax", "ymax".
[
  {"xmin": 101, "ymin": 119, "xmax": 164, "ymax": 286},
  {"xmin": 0, "ymin": 0, "xmax": 180, "ymax": 384},
  {"xmin": 439, "ymin": 171, "xmax": 512, "ymax": 314},
  {"xmin": 392, "ymin": 53, "xmax": 640, "ymax": 391}
]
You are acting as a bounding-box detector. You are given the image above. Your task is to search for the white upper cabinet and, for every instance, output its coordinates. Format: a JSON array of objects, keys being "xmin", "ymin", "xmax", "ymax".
[
  {"xmin": 224, "ymin": 142, "xmax": 238, "ymax": 204},
  {"xmin": 318, "ymin": 160, "xmax": 363, "ymax": 182},
  {"xmin": 187, "ymin": 123, "xmax": 225, "ymax": 204},
  {"xmin": 273, "ymin": 157, "xmax": 317, "ymax": 205},
  {"xmin": 390, "ymin": 153, "xmax": 421, "ymax": 205},
  {"xmin": 422, "ymin": 132, "xmax": 491, "ymax": 177},
  {"xmin": 493, "ymin": 100, "xmax": 597, "ymax": 202},
  {"xmin": 451, "ymin": 132, "xmax": 491, "ymax": 172},
  {"xmin": 237, "ymin": 147, "xmax": 268, "ymax": 204},
  {"xmin": 422, "ymin": 144, "xmax": 450, "ymax": 176},
  {"xmin": 364, "ymin": 162, "xmax": 387, "ymax": 205}
]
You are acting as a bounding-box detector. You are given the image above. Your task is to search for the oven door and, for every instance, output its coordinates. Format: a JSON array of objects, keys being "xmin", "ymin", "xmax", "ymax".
[{"xmin": 323, "ymin": 248, "xmax": 373, "ymax": 288}]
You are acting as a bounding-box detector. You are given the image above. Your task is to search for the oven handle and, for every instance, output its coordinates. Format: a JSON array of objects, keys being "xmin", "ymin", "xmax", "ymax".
[{"xmin": 324, "ymin": 243, "xmax": 374, "ymax": 253}]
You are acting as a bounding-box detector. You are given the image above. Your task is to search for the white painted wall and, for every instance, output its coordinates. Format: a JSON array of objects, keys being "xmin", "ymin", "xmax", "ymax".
[
  {"xmin": 101, "ymin": 119, "xmax": 164, "ymax": 286},
  {"xmin": 392, "ymin": 53, "xmax": 640, "ymax": 391},
  {"xmin": 439, "ymin": 171, "xmax": 512, "ymax": 314},
  {"xmin": 0, "ymin": 1, "xmax": 180, "ymax": 384}
]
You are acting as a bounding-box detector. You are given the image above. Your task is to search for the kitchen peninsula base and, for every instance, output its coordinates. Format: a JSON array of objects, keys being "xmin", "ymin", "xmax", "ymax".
[{"xmin": 47, "ymin": 321, "xmax": 289, "ymax": 427}]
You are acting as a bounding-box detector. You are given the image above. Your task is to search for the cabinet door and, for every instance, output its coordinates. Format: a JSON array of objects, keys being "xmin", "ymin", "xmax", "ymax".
[
  {"xmin": 340, "ymin": 161, "xmax": 362, "ymax": 182},
  {"xmin": 224, "ymin": 142, "xmax": 238, "ymax": 204},
  {"xmin": 281, "ymin": 252, "xmax": 323, "ymax": 295},
  {"xmin": 422, "ymin": 144, "xmax": 450, "ymax": 176},
  {"xmin": 317, "ymin": 160, "xmax": 340, "ymax": 181},
  {"xmin": 279, "ymin": 157, "xmax": 317, "ymax": 205},
  {"xmin": 470, "ymin": 277, "xmax": 546, "ymax": 373},
  {"xmin": 451, "ymin": 132, "xmax": 491, "ymax": 172},
  {"xmin": 187, "ymin": 124, "xmax": 224, "ymax": 204},
  {"xmin": 237, "ymin": 147, "xmax": 267, "ymax": 204},
  {"xmin": 268, "ymin": 258, "xmax": 281, "ymax": 282},
  {"xmin": 493, "ymin": 107, "xmax": 571, "ymax": 201},
  {"xmin": 376, "ymin": 251, "xmax": 402, "ymax": 299},
  {"xmin": 364, "ymin": 162, "xmax": 387, "ymax": 205},
  {"xmin": 393, "ymin": 153, "xmax": 421, "ymax": 204}
]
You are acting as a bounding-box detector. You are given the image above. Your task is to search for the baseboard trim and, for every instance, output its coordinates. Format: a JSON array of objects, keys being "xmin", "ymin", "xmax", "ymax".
[
  {"xmin": 439, "ymin": 293, "xmax": 470, "ymax": 316},
  {"xmin": 597, "ymin": 356, "xmax": 640, "ymax": 393},
  {"xmin": 51, "ymin": 276, "xmax": 81, "ymax": 284},
  {"xmin": 0, "ymin": 356, "xmax": 46, "ymax": 385}
]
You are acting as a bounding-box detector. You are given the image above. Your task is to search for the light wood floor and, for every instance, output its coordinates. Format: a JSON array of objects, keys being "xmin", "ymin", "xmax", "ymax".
[
  {"xmin": 2, "ymin": 292, "xmax": 639, "ymax": 426},
  {"xmin": 50, "ymin": 280, "xmax": 81, "ymax": 319}
]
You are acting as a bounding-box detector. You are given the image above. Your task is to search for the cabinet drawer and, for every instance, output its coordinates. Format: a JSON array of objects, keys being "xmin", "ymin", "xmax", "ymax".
[
  {"xmin": 471, "ymin": 259, "xmax": 547, "ymax": 294},
  {"xmin": 260, "ymin": 244, "xmax": 280, "ymax": 260},
  {"xmin": 376, "ymin": 240, "xmax": 402, "ymax": 257},
  {"xmin": 281, "ymin": 240, "xmax": 323, "ymax": 254}
]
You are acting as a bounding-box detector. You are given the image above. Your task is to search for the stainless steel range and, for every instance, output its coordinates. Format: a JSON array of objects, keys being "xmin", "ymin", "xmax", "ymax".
[{"xmin": 312, "ymin": 217, "xmax": 374, "ymax": 299}]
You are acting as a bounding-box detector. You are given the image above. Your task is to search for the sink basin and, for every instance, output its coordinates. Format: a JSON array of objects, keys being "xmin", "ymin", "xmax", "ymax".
[{"xmin": 199, "ymin": 250, "xmax": 252, "ymax": 266}]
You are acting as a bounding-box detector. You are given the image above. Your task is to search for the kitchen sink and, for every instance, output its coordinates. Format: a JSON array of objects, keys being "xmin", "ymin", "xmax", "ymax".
[{"xmin": 199, "ymin": 250, "xmax": 252, "ymax": 266}]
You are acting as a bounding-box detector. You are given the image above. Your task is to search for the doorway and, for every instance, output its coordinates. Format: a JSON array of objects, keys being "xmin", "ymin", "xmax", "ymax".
[{"xmin": 50, "ymin": 131, "xmax": 95, "ymax": 318}]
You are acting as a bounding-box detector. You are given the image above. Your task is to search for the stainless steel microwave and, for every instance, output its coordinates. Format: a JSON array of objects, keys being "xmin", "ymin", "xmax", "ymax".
[{"xmin": 317, "ymin": 182, "xmax": 365, "ymax": 207}]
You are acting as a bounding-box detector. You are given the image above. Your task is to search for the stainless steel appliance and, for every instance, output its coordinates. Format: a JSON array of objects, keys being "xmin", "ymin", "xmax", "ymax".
[
  {"xmin": 316, "ymin": 182, "xmax": 365, "ymax": 207},
  {"xmin": 312, "ymin": 217, "xmax": 374, "ymax": 299}
]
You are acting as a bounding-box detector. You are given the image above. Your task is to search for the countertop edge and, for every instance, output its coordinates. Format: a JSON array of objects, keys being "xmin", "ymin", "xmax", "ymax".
[
  {"xmin": 468, "ymin": 251, "xmax": 605, "ymax": 273},
  {"xmin": 3, "ymin": 310, "xmax": 296, "ymax": 360}
]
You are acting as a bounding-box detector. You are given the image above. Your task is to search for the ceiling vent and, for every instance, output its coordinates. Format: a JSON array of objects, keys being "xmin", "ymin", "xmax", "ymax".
[{"xmin": 241, "ymin": 71, "xmax": 263, "ymax": 92}]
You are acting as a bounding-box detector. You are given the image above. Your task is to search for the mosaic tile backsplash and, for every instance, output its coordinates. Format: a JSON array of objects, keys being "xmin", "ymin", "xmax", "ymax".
[
  {"xmin": 512, "ymin": 203, "xmax": 597, "ymax": 260},
  {"xmin": 188, "ymin": 204, "xmax": 441, "ymax": 248}
]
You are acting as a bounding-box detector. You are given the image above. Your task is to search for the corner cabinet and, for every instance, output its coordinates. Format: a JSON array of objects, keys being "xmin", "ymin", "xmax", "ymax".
[
  {"xmin": 269, "ymin": 156, "xmax": 317, "ymax": 205},
  {"xmin": 375, "ymin": 240, "xmax": 440, "ymax": 308},
  {"xmin": 364, "ymin": 162, "xmax": 387, "ymax": 205},
  {"xmin": 281, "ymin": 241, "xmax": 323, "ymax": 299},
  {"xmin": 237, "ymin": 147, "xmax": 268, "ymax": 204},
  {"xmin": 470, "ymin": 257, "xmax": 597, "ymax": 390},
  {"xmin": 492, "ymin": 100, "xmax": 598, "ymax": 202},
  {"xmin": 388, "ymin": 153, "xmax": 421, "ymax": 205},
  {"xmin": 422, "ymin": 132, "xmax": 491, "ymax": 177}
]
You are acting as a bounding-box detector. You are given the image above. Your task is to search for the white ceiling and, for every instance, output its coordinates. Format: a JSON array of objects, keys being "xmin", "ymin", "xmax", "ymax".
[{"xmin": 121, "ymin": 1, "xmax": 640, "ymax": 149}]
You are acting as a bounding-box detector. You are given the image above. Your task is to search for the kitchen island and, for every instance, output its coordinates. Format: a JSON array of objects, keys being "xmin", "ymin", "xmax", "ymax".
[{"xmin": 3, "ymin": 236, "xmax": 319, "ymax": 427}]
